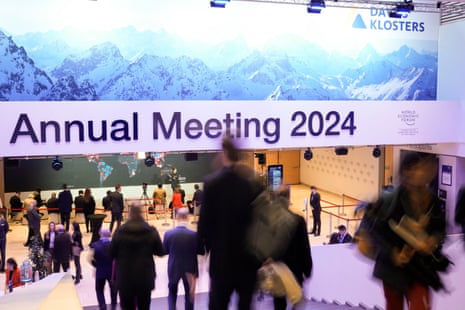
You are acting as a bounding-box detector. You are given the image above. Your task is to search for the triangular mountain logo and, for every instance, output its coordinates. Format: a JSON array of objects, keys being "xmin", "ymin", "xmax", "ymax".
[{"xmin": 352, "ymin": 14, "xmax": 367, "ymax": 29}]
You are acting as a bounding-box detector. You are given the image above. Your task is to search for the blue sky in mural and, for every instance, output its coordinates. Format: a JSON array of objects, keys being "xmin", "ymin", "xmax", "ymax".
[{"xmin": 0, "ymin": 0, "xmax": 439, "ymax": 101}]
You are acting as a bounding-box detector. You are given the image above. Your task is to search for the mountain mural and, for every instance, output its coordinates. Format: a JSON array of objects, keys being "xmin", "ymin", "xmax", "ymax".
[
  {"xmin": 0, "ymin": 31, "xmax": 53, "ymax": 100},
  {"xmin": 0, "ymin": 28, "xmax": 438, "ymax": 101}
]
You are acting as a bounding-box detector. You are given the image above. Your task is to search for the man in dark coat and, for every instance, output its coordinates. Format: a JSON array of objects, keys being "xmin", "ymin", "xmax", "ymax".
[
  {"xmin": 25, "ymin": 198, "xmax": 42, "ymax": 246},
  {"xmin": 58, "ymin": 184, "xmax": 73, "ymax": 231},
  {"xmin": 53, "ymin": 224, "xmax": 72, "ymax": 272},
  {"xmin": 90, "ymin": 227, "xmax": 117, "ymax": 310},
  {"xmin": 197, "ymin": 135, "xmax": 263, "ymax": 310},
  {"xmin": 46, "ymin": 192, "xmax": 59, "ymax": 214},
  {"xmin": 309, "ymin": 185, "xmax": 321, "ymax": 236},
  {"xmin": 110, "ymin": 205, "xmax": 164, "ymax": 310},
  {"xmin": 329, "ymin": 225, "xmax": 353, "ymax": 244},
  {"xmin": 163, "ymin": 208, "xmax": 199, "ymax": 310},
  {"xmin": 272, "ymin": 187, "xmax": 313, "ymax": 310},
  {"xmin": 109, "ymin": 184, "xmax": 124, "ymax": 233},
  {"xmin": 9, "ymin": 192, "xmax": 22, "ymax": 221},
  {"xmin": 102, "ymin": 190, "xmax": 112, "ymax": 212},
  {"xmin": 74, "ymin": 190, "xmax": 85, "ymax": 214}
]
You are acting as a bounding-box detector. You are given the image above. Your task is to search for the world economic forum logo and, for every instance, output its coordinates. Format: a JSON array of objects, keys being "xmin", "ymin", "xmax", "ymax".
[
  {"xmin": 398, "ymin": 110, "xmax": 418, "ymax": 126},
  {"xmin": 397, "ymin": 110, "xmax": 419, "ymax": 136},
  {"xmin": 352, "ymin": 9, "xmax": 425, "ymax": 32}
]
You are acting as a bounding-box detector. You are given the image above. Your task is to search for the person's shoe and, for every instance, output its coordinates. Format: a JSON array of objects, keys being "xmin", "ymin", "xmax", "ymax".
[
  {"xmin": 74, "ymin": 280, "xmax": 80, "ymax": 285},
  {"xmin": 72, "ymin": 275, "xmax": 75, "ymax": 280},
  {"xmin": 0, "ymin": 269, "xmax": 5, "ymax": 273}
]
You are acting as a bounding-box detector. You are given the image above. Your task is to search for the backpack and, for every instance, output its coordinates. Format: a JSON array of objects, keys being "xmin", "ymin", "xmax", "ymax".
[
  {"xmin": 355, "ymin": 190, "xmax": 397, "ymax": 259},
  {"xmin": 245, "ymin": 191, "xmax": 299, "ymax": 263}
]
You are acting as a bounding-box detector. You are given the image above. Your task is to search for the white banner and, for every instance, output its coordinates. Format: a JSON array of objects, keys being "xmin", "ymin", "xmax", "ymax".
[{"xmin": 1, "ymin": 100, "xmax": 461, "ymax": 157}]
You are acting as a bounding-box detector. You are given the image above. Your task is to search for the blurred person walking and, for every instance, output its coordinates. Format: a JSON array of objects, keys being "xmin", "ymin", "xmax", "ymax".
[
  {"xmin": 110, "ymin": 205, "xmax": 164, "ymax": 310},
  {"xmin": 271, "ymin": 187, "xmax": 313, "ymax": 310},
  {"xmin": 197, "ymin": 135, "xmax": 263, "ymax": 310},
  {"xmin": 364, "ymin": 153, "xmax": 449, "ymax": 310}
]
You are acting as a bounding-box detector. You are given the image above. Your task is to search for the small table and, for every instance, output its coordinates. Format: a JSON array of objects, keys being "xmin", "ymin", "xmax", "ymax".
[{"xmin": 88, "ymin": 214, "xmax": 107, "ymax": 245}]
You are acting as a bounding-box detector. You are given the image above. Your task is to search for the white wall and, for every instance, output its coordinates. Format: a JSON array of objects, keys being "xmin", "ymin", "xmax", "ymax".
[
  {"xmin": 438, "ymin": 20, "xmax": 465, "ymax": 145},
  {"xmin": 299, "ymin": 147, "xmax": 382, "ymax": 202},
  {"xmin": 305, "ymin": 235, "xmax": 465, "ymax": 310}
]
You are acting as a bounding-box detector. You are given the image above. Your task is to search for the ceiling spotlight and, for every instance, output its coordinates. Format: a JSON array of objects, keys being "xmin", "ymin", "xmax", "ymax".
[
  {"xmin": 372, "ymin": 146, "xmax": 382, "ymax": 158},
  {"xmin": 144, "ymin": 153, "xmax": 155, "ymax": 167},
  {"xmin": 51, "ymin": 156, "xmax": 63, "ymax": 171},
  {"xmin": 210, "ymin": 0, "xmax": 230, "ymax": 8},
  {"xmin": 304, "ymin": 148, "xmax": 313, "ymax": 161},
  {"xmin": 389, "ymin": 1, "xmax": 414, "ymax": 18},
  {"xmin": 335, "ymin": 147, "xmax": 348, "ymax": 156},
  {"xmin": 307, "ymin": 0, "xmax": 325, "ymax": 14}
]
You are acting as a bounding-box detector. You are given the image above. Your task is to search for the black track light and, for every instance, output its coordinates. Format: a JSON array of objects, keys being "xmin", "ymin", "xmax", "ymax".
[
  {"xmin": 51, "ymin": 157, "xmax": 63, "ymax": 171},
  {"xmin": 304, "ymin": 148, "xmax": 313, "ymax": 161}
]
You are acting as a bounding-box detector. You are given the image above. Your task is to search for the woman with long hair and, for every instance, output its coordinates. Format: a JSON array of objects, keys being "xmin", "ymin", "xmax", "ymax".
[
  {"xmin": 82, "ymin": 188, "xmax": 96, "ymax": 233},
  {"xmin": 71, "ymin": 221, "xmax": 84, "ymax": 284}
]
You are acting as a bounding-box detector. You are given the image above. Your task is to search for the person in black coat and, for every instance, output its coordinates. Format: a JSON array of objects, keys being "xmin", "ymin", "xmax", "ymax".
[
  {"xmin": 369, "ymin": 153, "xmax": 448, "ymax": 310},
  {"xmin": 58, "ymin": 184, "xmax": 73, "ymax": 232},
  {"xmin": 309, "ymin": 186, "xmax": 321, "ymax": 236},
  {"xmin": 53, "ymin": 224, "xmax": 72, "ymax": 272},
  {"xmin": 46, "ymin": 192, "xmax": 59, "ymax": 214},
  {"xmin": 71, "ymin": 222, "xmax": 84, "ymax": 284},
  {"xmin": 272, "ymin": 187, "xmax": 313, "ymax": 310},
  {"xmin": 328, "ymin": 225, "xmax": 353, "ymax": 244},
  {"xmin": 197, "ymin": 135, "xmax": 263, "ymax": 310},
  {"xmin": 83, "ymin": 188, "xmax": 96, "ymax": 233},
  {"xmin": 109, "ymin": 184, "xmax": 124, "ymax": 233},
  {"xmin": 25, "ymin": 198, "xmax": 42, "ymax": 246},
  {"xmin": 9, "ymin": 192, "xmax": 22, "ymax": 221},
  {"xmin": 102, "ymin": 190, "xmax": 112, "ymax": 212},
  {"xmin": 110, "ymin": 205, "xmax": 164, "ymax": 310},
  {"xmin": 91, "ymin": 227, "xmax": 117, "ymax": 310},
  {"xmin": 74, "ymin": 190, "xmax": 85, "ymax": 214}
]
